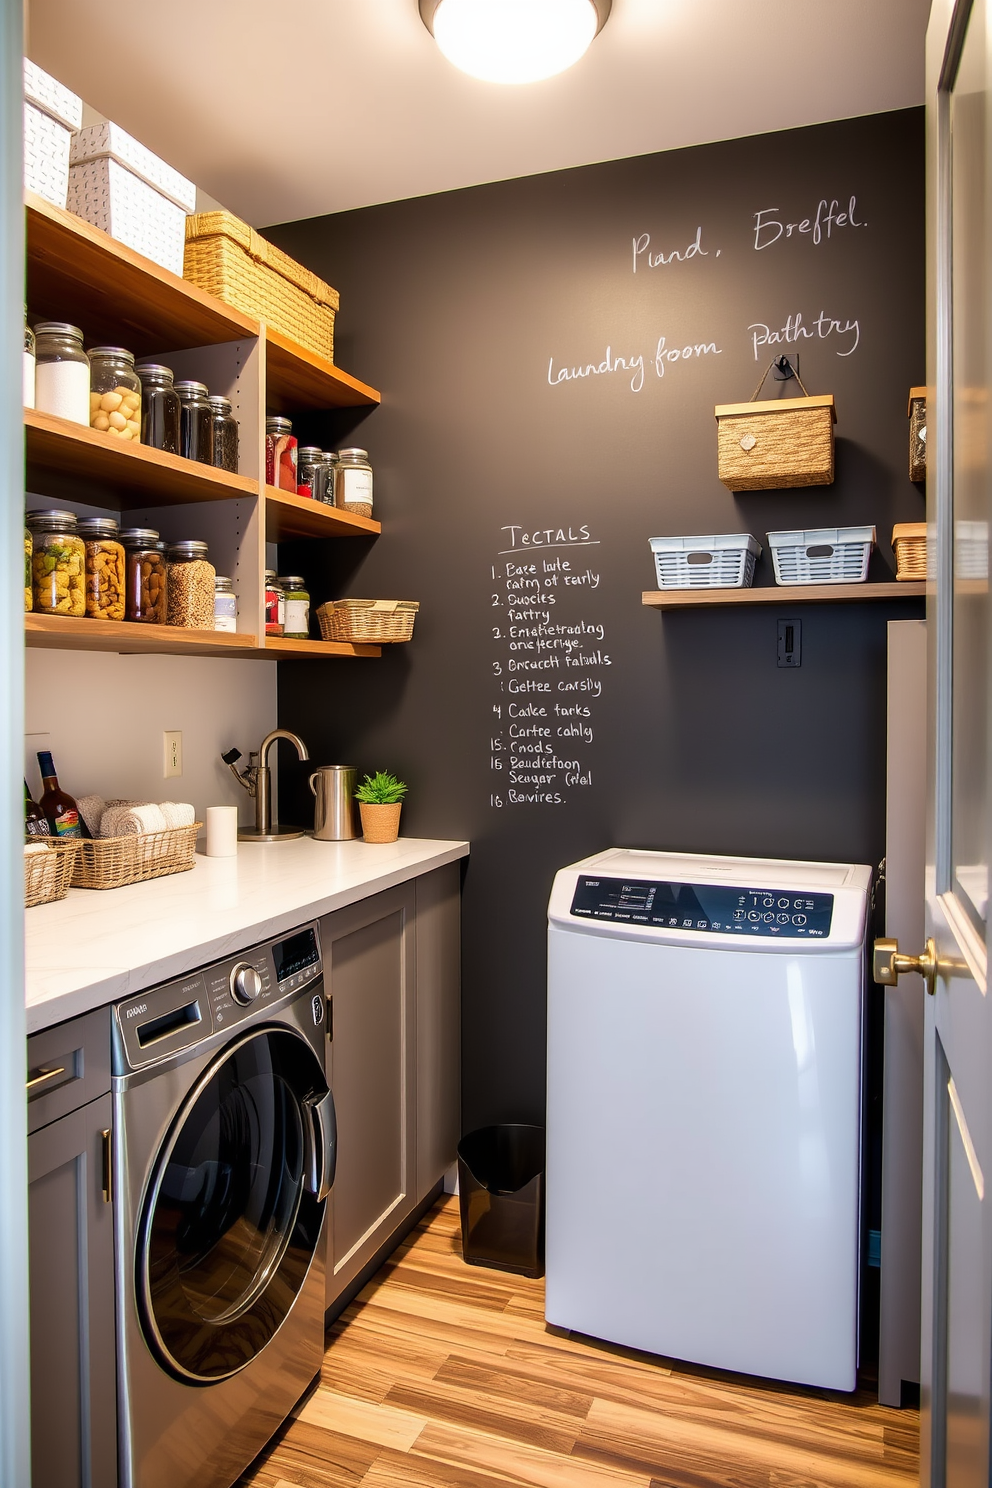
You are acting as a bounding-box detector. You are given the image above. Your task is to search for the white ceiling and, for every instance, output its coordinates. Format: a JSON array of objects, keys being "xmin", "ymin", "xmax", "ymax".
[{"xmin": 28, "ymin": 0, "xmax": 929, "ymax": 228}]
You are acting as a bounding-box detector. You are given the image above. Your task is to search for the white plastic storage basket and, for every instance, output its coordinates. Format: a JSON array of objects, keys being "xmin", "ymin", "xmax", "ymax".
[
  {"xmin": 649, "ymin": 533, "xmax": 761, "ymax": 590},
  {"xmin": 767, "ymin": 526, "xmax": 876, "ymax": 585},
  {"xmin": 23, "ymin": 60, "xmax": 82, "ymax": 209},
  {"xmin": 67, "ymin": 123, "xmax": 196, "ymax": 275}
]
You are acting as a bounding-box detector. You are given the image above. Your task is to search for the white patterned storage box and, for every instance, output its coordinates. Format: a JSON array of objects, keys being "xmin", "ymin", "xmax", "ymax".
[
  {"xmin": 767, "ymin": 526, "xmax": 876, "ymax": 585},
  {"xmin": 23, "ymin": 60, "xmax": 82, "ymax": 208},
  {"xmin": 649, "ymin": 533, "xmax": 761, "ymax": 590},
  {"xmin": 67, "ymin": 122, "xmax": 196, "ymax": 275}
]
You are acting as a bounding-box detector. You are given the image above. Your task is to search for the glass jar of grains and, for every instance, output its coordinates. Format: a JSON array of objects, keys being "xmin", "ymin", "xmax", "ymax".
[
  {"xmin": 135, "ymin": 363, "xmax": 181, "ymax": 454},
  {"xmin": 207, "ymin": 396, "xmax": 239, "ymax": 474},
  {"xmin": 213, "ymin": 575, "xmax": 237, "ymax": 633},
  {"xmin": 264, "ymin": 569, "xmax": 284, "ymax": 637},
  {"xmin": 265, "ymin": 417, "xmax": 297, "ymax": 491},
  {"xmin": 167, "ymin": 541, "xmax": 216, "ymax": 629},
  {"xmin": 297, "ymin": 447, "xmax": 326, "ymax": 502},
  {"xmin": 176, "ymin": 382, "xmax": 214, "ymax": 465},
  {"xmin": 27, "ymin": 510, "xmax": 86, "ymax": 616},
  {"xmin": 121, "ymin": 528, "xmax": 167, "ymax": 624},
  {"xmin": 278, "ymin": 576, "xmax": 310, "ymax": 639},
  {"xmin": 34, "ymin": 322, "xmax": 90, "ymax": 426},
  {"xmin": 78, "ymin": 517, "xmax": 126, "ymax": 622},
  {"xmin": 88, "ymin": 347, "xmax": 141, "ymax": 442},
  {"xmin": 334, "ymin": 448, "xmax": 374, "ymax": 518},
  {"xmin": 24, "ymin": 528, "xmax": 32, "ymax": 612}
]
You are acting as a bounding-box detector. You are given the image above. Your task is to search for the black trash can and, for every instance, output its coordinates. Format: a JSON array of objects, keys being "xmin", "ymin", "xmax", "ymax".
[{"xmin": 457, "ymin": 1123, "xmax": 545, "ymax": 1278}]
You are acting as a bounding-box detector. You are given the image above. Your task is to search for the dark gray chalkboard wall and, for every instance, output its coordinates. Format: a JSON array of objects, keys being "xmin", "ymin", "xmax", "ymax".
[{"xmin": 267, "ymin": 109, "xmax": 925, "ymax": 1132}]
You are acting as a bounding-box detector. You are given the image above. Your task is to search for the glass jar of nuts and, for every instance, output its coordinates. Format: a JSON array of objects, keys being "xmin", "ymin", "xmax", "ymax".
[
  {"xmin": 121, "ymin": 528, "xmax": 167, "ymax": 624},
  {"xmin": 166, "ymin": 541, "xmax": 216, "ymax": 629},
  {"xmin": 78, "ymin": 517, "xmax": 126, "ymax": 622},
  {"xmin": 89, "ymin": 347, "xmax": 142, "ymax": 442},
  {"xmin": 27, "ymin": 510, "xmax": 86, "ymax": 617}
]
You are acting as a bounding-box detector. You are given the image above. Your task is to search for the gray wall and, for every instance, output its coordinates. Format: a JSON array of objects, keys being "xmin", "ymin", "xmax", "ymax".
[{"xmin": 267, "ymin": 109, "xmax": 925, "ymax": 1131}]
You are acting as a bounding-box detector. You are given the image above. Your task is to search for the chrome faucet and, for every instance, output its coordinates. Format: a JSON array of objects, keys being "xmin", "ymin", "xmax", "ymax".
[{"xmin": 222, "ymin": 729, "xmax": 310, "ymax": 841}]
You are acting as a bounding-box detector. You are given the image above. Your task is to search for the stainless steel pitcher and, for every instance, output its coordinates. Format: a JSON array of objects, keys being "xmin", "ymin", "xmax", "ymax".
[{"xmin": 309, "ymin": 765, "xmax": 359, "ymax": 841}]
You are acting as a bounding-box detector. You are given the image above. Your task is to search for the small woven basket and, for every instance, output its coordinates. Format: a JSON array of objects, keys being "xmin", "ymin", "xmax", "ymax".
[
  {"xmin": 715, "ymin": 363, "xmax": 836, "ymax": 492},
  {"xmin": 892, "ymin": 523, "xmax": 928, "ymax": 581},
  {"xmin": 317, "ymin": 599, "xmax": 419, "ymax": 644},
  {"xmin": 184, "ymin": 211, "xmax": 339, "ymax": 361},
  {"xmin": 72, "ymin": 823, "xmax": 201, "ymax": 892},
  {"xmin": 24, "ymin": 839, "xmax": 79, "ymax": 908}
]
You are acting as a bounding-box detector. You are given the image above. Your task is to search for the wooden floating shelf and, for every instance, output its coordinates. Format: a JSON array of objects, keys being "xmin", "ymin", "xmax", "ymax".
[
  {"xmin": 263, "ymin": 636, "xmax": 381, "ymax": 659},
  {"xmin": 264, "ymin": 486, "xmax": 381, "ymax": 542},
  {"xmin": 25, "ymin": 615, "xmax": 380, "ymax": 660},
  {"xmin": 265, "ymin": 326, "xmax": 380, "ymax": 412},
  {"xmin": 642, "ymin": 582, "xmax": 927, "ymax": 609},
  {"xmin": 26, "ymin": 409, "xmax": 257, "ymax": 509}
]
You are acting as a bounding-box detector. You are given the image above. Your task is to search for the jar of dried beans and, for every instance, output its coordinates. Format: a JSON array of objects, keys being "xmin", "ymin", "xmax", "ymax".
[
  {"xmin": 78, "ymin": 517, "xmax": 126, "ymax": 621},
  {"xmin": 88, "ymin": 347, "xmax": 141, "ymax": 442},
  {"xmin": 166, "ymin": 541, "xmax": 215, "ymax": 629},
  {"xmin": 121, "ymin": 528, "xmax": 167, "ymax": 624}
]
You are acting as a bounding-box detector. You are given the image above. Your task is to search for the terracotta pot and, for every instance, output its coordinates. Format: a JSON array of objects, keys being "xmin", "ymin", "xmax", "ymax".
[{"xmin": 359, "ymin": 802, "xmax": 402, "ymax": 843}]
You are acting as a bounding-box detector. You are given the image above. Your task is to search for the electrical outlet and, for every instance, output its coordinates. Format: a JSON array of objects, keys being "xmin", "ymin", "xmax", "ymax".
[
  {"xmin": 163, "ymin": 730, "xmax": 183, "ymax": 778},
  {"xmin": 777, "ymin": 619, "xmax": 802, "ymax": 668}
]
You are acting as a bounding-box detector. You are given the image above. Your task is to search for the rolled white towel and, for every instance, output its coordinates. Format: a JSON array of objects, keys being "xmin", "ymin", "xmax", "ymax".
[
  {"xmin": 100, "ymin": 803, "xmax": 168, "ymax": 838},
  {"xmin": 77, "ymin": 794, "xmax": 106, "ymax": 837},
  {"xmin": 159, "ymin": 802, "xmax": 195, "ymax": 830}
]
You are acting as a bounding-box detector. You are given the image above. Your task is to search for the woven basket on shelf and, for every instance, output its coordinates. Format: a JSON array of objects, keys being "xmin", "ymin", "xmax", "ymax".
[
  {"xmin": 24, "ymin": 839, "xmax": 79, "ymax": 908},
  {"xmin": 72, "ymin": 823, "xmax": 201, "ymax": 892},
  {"xmin": 892, "ymin": 522, "xmax": 928, "ymax": 581},
  {"xmin": 715, "ymin": 363, "xmax": 836, "ymax": 492},
  {"xmin": 184, "ymin": 211, "xmax": 339, "ymax": 362},
  {"xmin": 317, "ymin": 599, "xmax": 419, "ymax": 644}
]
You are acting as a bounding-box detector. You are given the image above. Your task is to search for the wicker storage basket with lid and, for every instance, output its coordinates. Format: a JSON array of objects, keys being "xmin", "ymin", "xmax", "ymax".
[
  {"xmin": 184, "ymin": 211, "xmax": 339, "ymax": 362},
  {"xmin": 317, "ymin": 599, "xmax": 419, "ymax": 644},
  {"xmin": 892, "ymin": 522, "xmax": 928, "ymax": 581},
  {"xmin": 715, "ymin": 362, "xmax": 836, "ymax": 491}
]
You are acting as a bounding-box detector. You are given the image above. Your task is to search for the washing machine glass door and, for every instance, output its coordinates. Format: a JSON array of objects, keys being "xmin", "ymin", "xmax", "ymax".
[{"xmin": 138, "ymin": 1024, "xmax": 333, "ymax": 1383}]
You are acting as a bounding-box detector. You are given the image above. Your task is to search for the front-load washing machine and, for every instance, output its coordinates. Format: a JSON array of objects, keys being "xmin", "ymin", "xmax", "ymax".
[
  {"xmin": 113, "ymin": 923, "xmax": 336, "ymax": 1488},
  {"xmin": 546, "ymin": 849, "xmax": 871, "ymax": 1392}
]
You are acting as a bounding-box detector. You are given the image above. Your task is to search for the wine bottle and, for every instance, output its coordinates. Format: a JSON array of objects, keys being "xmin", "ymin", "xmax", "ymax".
[
  {"xmin": 36, "ymin": 751, "xmax": 83, "ymax": 838},
  {"xmin": 24, "ymin": 780, "xmax": 50, "ymax": 839}
]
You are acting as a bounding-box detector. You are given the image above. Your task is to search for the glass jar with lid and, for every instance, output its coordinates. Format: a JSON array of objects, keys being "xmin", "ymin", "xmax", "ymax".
[
  {"xmin": 27, "ymin": 510, "xmax": 86, "ymax": 616},
  {"xmin": 88, "ymin": 347, "xmax": 141, "ymax": 442},
  {"xmin": 321, "ymin": 452, "xmax": 339, "ymax": 505},
  {"xmin": 207, "ymin": 396, "xmax": 239, "ymax": 474},
  {"xmin": 166, "ymin": 541, "xmax": 216, "ymax": 629},
  {"xmin": 23, "ymin": 312, "xmax": 35, "ymax": 409},
  {"xmin": 264, "ymin": 570, "xmax": 284, "ymax": 637},
  {"xmin": 334, "ymin": 448, "xmax": 374, "ymax": 518},
  {"xmin": 175, "ymin": 381, "xmax": 214, "ymax": 465},
  {"xmin": 24, "ymin": 528, "xmax": 32, "ymax": 612},
  {"xmin": 135, "ymin": 363, "xmax": 181, "ymax": 454},
  {"xmin": 78, "ymin": 517, "xmax": 126, "ymax": 622},
  {"xmin": 213, "ymin": 575, "xmax": 237, "ymax": 633},
  {"xmin": 297, "ymin": 447, "xmax": 326, "ymax": 502},
  {"xmin": 265, "ymin": 417, "xmax": 297, "ymax": 491},
  {"xmin": 277, "ymin": 576, "xmax": 310, "ymax": 639},
  {"xmin": 34, "ymin": 322, "xmax": 90, "ymax": 425},
  {"xmin": 121, "ymin": 528, "xmax": 167, "ymax": 624}
]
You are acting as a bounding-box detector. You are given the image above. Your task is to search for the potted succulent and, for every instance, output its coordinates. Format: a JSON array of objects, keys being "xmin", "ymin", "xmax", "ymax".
[{"xmin": 354, "ymin": 770, "xmax": 408, "ymax": 844}]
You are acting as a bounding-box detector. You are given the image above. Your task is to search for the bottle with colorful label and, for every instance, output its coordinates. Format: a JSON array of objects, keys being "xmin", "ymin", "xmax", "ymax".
[{"xmin": 37, "ymin": 750, "xmax": 83, "ymax": 838}]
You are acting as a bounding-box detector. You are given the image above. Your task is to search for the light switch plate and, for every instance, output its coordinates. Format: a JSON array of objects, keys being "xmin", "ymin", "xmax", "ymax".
[{"xmin": 163, "ymin": 731, "xmax": 183, "ymax": 778}]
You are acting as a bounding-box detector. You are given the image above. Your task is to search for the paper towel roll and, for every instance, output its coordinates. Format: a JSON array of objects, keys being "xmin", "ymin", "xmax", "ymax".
[{"xmin": 206, "ymin": 806, "xmax": 239, "ymax": 858}]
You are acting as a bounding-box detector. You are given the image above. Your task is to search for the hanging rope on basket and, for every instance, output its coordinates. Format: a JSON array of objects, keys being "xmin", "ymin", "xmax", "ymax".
[{"xmin": 749, "ymin": 356, "xmax": 811, "ymax": 402}]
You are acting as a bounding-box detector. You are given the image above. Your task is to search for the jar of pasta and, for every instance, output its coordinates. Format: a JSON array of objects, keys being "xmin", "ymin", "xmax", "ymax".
[
  {"xmin": 27, "ymin": 510, "xmax": 86, "ymax": 617},
  {"xmin": 78, "ymin": 517, "xmax": 126, "ymax": 621},
  {"xmin": 89, "ymin": 347, "xmax": 141, "ymax": 441},
  {"xmin": 166, "ymin": 541, "xmax": 215, "ymax": 629},
  {"xmin": 121, "ymin": 528, "xmax": 167, "ymax": 624}
]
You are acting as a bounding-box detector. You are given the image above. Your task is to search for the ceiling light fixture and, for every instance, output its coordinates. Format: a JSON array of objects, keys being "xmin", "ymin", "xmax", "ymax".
[{"xmin": 420, "ymin": 0, "xmax": 612, "ymax": 85}]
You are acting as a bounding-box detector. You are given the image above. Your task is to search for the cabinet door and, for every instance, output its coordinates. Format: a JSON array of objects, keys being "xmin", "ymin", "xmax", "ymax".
[
  {"xmin": 415, "ymin": 864, "xmax": 462, "ymax": 1203},
  {"xmin": 28, "ymin": 1094, "xmax": 117, "ymax": 1488},
  {"xmin": 321, "ymin": 883, "xmax": 417, "ymax": 1307}
]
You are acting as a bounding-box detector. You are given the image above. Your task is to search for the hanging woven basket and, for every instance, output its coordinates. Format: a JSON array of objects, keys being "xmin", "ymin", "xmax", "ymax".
[{"xmin": 715, "ymin": 361, "xmax": 836, "ymax": 492}]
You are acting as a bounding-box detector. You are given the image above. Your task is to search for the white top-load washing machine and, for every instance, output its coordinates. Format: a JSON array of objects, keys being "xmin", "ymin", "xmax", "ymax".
[{"xmin": 546, "ymin": 848, "xmax": 871, "ymax": 1392}]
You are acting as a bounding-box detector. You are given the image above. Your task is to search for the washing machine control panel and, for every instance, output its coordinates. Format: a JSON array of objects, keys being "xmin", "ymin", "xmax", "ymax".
[{"xmin": 569, "ymin": 877, "xmax": 834, "ymax": 937}]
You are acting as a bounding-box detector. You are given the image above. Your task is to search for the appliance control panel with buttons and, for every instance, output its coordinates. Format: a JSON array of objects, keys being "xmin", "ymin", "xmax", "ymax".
[{"xmin": 569, "ymin": 877, "xmax": 834, "ymax": 938}]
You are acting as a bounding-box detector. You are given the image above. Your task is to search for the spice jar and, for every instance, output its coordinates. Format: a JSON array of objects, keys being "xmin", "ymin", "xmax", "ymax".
[
  {"xmin": 27, "ymin": 510, "xmax": 86, "ymax": 616},
  {"xmin": 88, "ymin": 347, "xmax": 141, "ymax": 442},
  {"xmin": 321, "ymin": 452, "xmax": 339, "ymax": 505},
  {"xmin": 135, "ymin": 364, "xmax": 181, "ymax": 454},
  {"xmin": 334, "ymin": 448, "xmax": 374, "ymax": 518},
  {"xmin": 213, "ymin": 575, "xmax": 237, "ymax": 633},
  {"xmin": 24, "ymin": 528, "xmax": 32, "ymax": 612},
  {"xmin": 175, "ymin": 381, "xmax": 214, "ymax": 465},
  {"xmin": 167, "ymin": 541, "xmax": 216, "ymax": 629},
  {"xmin": 297, "ymin": 447, "xmax": 326, "ymax": 502},
  {"xmin": 121, "ymin": 528, "xmax": 167, "ymax": 624},
  {"xmin": 34, "ymin": 323, "xmax": 90, "ymax": 425},
  {"xmin": 78, "ymin": 517, "xmax": 126, "ymax": 622},
  {"xmin": 264, "ymin": 570, "xmax": 284, "ymax": 637},
  {"xmin": 278, "ymin": 576, "xmax": 310, "ymax": 639},
  {"xmin": 23, "ymin": 313, "xmax": 35, "ymax": 409},
  {"xmin": 265, "ymin": 416, "xmax": 297, "ymax": 491},
  {"xmin": 207, "ymin": 396, "xmax": 239, "ymax": 474}
]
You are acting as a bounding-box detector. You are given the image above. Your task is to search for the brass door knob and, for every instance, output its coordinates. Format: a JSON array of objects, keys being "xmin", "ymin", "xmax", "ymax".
[{"xmin": 873, "ymin": 936, "xmax": 938, "ymax": 995}]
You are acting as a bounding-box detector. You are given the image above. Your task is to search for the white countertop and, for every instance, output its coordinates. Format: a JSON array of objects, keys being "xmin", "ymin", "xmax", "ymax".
[{"xmin": 25, "ymin": 836, "xmax": 469, "ymax": 1034}]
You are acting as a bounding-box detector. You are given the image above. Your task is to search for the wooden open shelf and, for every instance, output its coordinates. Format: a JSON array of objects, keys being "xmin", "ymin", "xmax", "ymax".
[
  {"xmin": 642, "ymin": 581, "xmax": 927, "ymax": 609},
  {"xmin": 265, "ymin": 327, "xmax": 381, "ymax": 413},
  {"xmin": 264, "ymin": 637, "xmax": 381, "ymax": 659},
  {"xmin": 26, "ymin": 613, "xmax": 259, "ymax": 657},
  {"xmin": 264, "ymin": 486, "xmax": 381, "ymax": 542},
  {"xmin": 26, "ymin": 408, "xmax": 257, "ymax": 509}
]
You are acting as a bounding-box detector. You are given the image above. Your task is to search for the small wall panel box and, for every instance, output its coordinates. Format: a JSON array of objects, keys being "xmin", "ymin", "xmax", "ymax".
[
  {"xmin": 908, "ymin": 386, "xmax": 927, "ymax": 482},
  {"xmin": 715, "ymin": 393, "xmax": 836, "ymax": 492},
  {"xmin": 892, "ymin": 523, "xmax": 928, "ymax": 582},
  {"xmin": 767, "ymin": 526, "xmax": 875, "ymax": 586},
  {"xmin": 67, "ymin": 122, "xmax": 196, "ymax": 276},
  {"xmin": 23, "ymin": 60, "xmax": 82, "ymax": 210},
  {"xmin": 649, "ymin": 533, "xmax": 761, "ymax": 590}
]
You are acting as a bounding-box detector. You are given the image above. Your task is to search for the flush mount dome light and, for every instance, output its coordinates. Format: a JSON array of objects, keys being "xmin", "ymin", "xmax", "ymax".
[{"xmin": 420, "ymin": 0, "xmax": 612, "ymax": 85}]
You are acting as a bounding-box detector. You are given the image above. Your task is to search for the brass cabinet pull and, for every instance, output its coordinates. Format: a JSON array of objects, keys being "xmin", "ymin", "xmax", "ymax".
[
  {"xmin": 25, "ymin": 1064, "xmax": 66, "ymax": 1092},
  {"xmin": 874, "ymin": 937, "xmax": 939, "ymax": 995},
  {"xmin": 101, "ymin": 1129, "xmax": 112, "ymax": 1205}
]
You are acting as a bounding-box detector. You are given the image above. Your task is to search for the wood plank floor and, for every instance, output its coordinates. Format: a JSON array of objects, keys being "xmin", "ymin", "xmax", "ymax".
[{"xmin": 239, "ymin": 1197, "xmax": 919, "ymax": 1488}]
